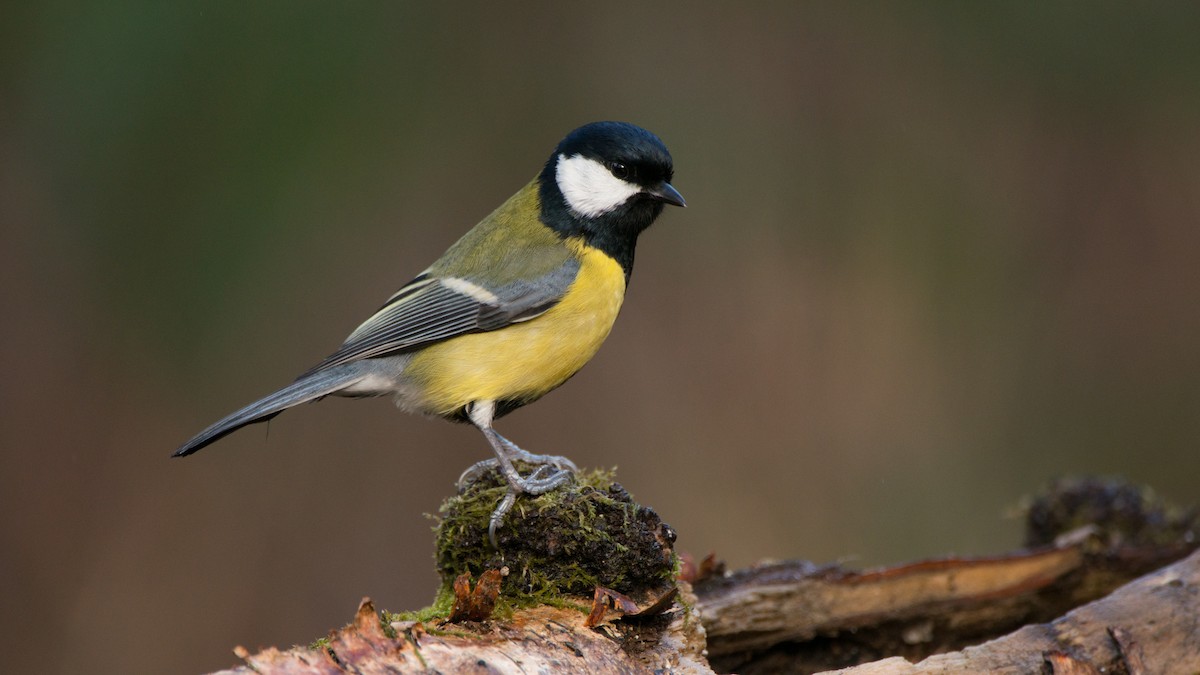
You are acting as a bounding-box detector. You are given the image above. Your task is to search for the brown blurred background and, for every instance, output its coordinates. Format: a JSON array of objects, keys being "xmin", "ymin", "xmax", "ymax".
[{"xmin": 3, "ymin": 3, "xmax": 1199, "ymax": 673}]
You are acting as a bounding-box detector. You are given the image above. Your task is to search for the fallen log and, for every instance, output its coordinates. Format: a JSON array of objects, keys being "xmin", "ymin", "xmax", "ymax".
[{"xmin": 208, "ymin": 476, "xmax": 1197, "ymax": 674}]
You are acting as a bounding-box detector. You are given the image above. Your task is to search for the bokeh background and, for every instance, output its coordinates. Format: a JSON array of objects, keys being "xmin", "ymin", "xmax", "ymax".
[{"xmin": 3, "ymin": 3, "xmax": 1199, "ymax": 673}]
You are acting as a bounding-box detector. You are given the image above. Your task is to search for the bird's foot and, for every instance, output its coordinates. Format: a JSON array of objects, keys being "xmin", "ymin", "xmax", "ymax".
[
  {"xmin": 456, "ymin": 450, "xmax": 578, "ymax": 489},
  {"xmin": 454, "ymin": 428, "xmax": 579, "ymax": 546},
  {"xmin": 507, "ymin": 447, "xmax": 579, "ymax": 473},
  {"xmin": 487, "ymin": 464, "xmax": 574, "ymax": 548}
]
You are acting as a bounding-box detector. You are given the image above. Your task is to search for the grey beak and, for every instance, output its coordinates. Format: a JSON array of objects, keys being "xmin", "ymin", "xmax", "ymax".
[{"xmin": 646, "ymin": 182, "xmax": 686, "ymax": 207}]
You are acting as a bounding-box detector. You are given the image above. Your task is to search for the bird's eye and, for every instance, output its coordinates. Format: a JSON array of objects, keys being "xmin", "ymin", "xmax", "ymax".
[{"xmin": 609, "ymin": 162, "xmax": 630, "ymax": 180}]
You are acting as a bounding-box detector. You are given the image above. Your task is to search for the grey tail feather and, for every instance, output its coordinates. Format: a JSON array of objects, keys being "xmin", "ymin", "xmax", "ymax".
[{"xmin": 173, "ymin": 368, "xmax": 365, "ymax": 458}]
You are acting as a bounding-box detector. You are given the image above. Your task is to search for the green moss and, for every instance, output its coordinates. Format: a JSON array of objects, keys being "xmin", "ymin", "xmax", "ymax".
[{"xmin": 432, "ymin": 465, "xmax": 678, "ymax": 607}]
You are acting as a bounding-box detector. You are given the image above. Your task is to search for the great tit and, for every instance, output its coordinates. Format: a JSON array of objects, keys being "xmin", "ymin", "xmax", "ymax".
[{"xmin": 175, "ymin": 121, "xmax": 684, "ymax": 545}]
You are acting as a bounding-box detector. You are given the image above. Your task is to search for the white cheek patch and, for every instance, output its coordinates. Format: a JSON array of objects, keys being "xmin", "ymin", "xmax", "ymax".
[{"xmin": 555, "ymin": 153, "xmax": 642, "ymax": 218}]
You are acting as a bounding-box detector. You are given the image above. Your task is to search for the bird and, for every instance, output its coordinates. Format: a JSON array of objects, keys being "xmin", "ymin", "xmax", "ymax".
[{"xmin": 174, "ymin": 121, "xmax": 685, "ymax": 546}]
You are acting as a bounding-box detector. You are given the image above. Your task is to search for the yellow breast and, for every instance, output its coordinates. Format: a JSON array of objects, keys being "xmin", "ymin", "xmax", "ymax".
[{"xmin": 405, "ymin": 239, "xmax": 627, "ymax": 417}]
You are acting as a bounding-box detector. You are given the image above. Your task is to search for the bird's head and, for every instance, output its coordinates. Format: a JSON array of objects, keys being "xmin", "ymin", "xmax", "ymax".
[{"xmin": 539, "ymin": 121, "xmax": 684, "ymax": 273}]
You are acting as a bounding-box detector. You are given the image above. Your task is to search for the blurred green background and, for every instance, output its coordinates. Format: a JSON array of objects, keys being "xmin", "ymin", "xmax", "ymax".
[{"xmin": 3, "ymin": 3, "xmax": 1198, "ymax": 673}]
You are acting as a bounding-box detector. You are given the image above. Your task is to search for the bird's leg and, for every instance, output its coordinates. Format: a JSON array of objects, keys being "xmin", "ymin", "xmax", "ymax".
[{"xmin": 465, "ymin": 401, "xmax": 575, "ymax": 547}]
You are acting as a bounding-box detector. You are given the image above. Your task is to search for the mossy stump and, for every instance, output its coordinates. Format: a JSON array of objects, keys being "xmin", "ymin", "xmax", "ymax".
[{"xmin": 434, "ymin": 466, "xmax": 679, "ymax": 608}]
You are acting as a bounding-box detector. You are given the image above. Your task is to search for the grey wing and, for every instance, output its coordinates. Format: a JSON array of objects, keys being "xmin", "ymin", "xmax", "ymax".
[{"xmin": 302, "ymin": 259, "xmax": 580, "ymax": 375}]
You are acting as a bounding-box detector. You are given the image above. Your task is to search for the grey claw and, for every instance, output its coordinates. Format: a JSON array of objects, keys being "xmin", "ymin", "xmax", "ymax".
[
  {"xmin": 488, "ymin": 491, "xmax": 517, "ymax": 548},
  {"xmin": 458, "ymin": 458, "xmax": 499, "ymax": 488}
]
